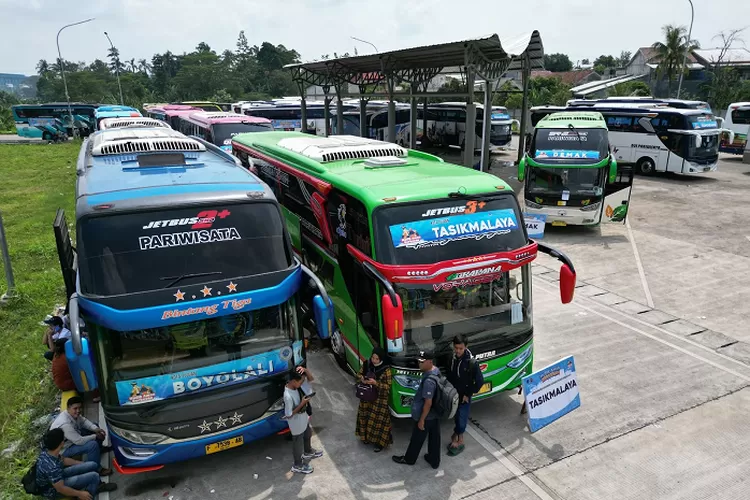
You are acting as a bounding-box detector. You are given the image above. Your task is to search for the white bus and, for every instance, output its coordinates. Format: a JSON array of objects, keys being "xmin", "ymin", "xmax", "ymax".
[
  {"xmin": 719, "ymin": 102, "xmax": 750, "ymax": 154},
  {"xmin": 532, "ymin": 104, "xmax": 726, "ymax": 175},
  {"xmin": 246, "ymin": 103, "xmax": 354, "ymax": 135},
  {"xmin": 420, "ymin": 102, "xmax": 517, "ymax": 151},
  {"xmin": 567, "ymin": 97, "xmax": 712, "ymax": 112}
]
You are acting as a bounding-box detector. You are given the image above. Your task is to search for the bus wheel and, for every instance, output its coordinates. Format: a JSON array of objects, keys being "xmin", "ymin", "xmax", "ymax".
[
  {"xmin": 329, "ymin": 329, "xmax": 348, "ymax": 370},
  {"xmin": 42, "ymin": 132, "xmax": 51, "ymax": 141},
  {"xmin": 637, "ymin": 157, "xmax": 656, "ymax": 175}
]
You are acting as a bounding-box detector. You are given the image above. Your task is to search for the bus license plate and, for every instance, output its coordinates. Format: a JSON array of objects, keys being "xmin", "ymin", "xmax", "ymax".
[
  {"xmin": 205, "ymin": 436, "xmax": 243, "ymax": 455},
  {"xmin": 552, "ymin": 221, "xmax": 567, "ymax": 227},
  {"xmin": 478, "ymin": 383, "xmax": 492, "ymax": 394}
]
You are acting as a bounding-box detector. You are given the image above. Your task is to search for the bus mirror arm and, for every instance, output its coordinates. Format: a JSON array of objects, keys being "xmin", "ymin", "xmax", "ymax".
[
  {"xmin": 536, "ymin": 241, "xmax": 576, "ymax": 274},
  {"xmin": 299, "ymin": 262, "xmax": 331, "ymax": 307},
  {"xmin": 361, "ymin": 260, "xmax": 399, "ymax": 308},
  {"xmin": 68, "ymin": 293, "xmax": 83, "ymax": 355}
]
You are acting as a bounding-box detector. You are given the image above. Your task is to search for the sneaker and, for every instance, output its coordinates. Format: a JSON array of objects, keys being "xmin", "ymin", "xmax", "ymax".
[
  {"xmin": 302, "ymin": 449, "xmax": 324, "ymax": 460},
  {"xmin": 291, "ymin": 464, "xmax": 314, "ymax": 474},
  {"xmin": 97, "ymin": 482, "xmax": 118, "ymax": 493}
]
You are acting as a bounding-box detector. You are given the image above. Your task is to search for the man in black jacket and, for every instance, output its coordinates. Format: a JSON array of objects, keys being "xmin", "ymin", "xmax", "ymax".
[{"xmin": 446, "ymin": 335, "xmax": 483, "ymax": 455}]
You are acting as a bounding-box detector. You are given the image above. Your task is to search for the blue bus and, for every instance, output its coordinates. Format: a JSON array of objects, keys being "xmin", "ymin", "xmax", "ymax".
[
  {"xmin": 11, "ymin": 103, "xmax": 97, "ymax": 138},
  {"xmin": 94, "ymin": 105, "xmax": 142, "ymax": 129},
  {"xmin": 54, "ymin": 126, "xmax": 333, "ymax": 473}
]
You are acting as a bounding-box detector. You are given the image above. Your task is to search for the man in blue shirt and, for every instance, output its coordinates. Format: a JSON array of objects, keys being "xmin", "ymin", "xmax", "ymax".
[
  {"xmin": 35, "ymin": 428, "xmax": 117, "ymax": 499},
  {"xmin": 392, "ymin": 350, "xmax": 442, "ymax": 469}
]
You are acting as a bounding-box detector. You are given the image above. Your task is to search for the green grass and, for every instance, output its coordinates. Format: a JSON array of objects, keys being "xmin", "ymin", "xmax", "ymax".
[{"xmin": 0, "ymin": 142, "xmax": 78, "ymax": 498}]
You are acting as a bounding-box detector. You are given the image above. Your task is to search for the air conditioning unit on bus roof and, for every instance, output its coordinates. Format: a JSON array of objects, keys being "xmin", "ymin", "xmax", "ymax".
[
  {"xmin": 91, "ymin": 128, "xmax": 206, "ymax": 156},
  {"xmin": 99, "ymin": 117, "xmax": 171, "ymax": 130},
  {"xmin": 278, "ymin": 135, "xmax": 407, "ymax": 163}
]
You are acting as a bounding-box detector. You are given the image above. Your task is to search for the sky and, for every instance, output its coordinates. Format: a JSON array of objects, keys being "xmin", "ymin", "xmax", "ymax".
[{"xmin": 0, "ymin": 0, "xmax": 748, "ymax": 75}]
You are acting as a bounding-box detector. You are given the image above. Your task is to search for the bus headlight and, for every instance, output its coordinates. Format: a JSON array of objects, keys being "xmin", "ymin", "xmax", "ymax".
[
  {"xmin": 269, "ymin": 398, "xmax": 285, "ymax": 412},
  {"xmin": 580, "ymin": 201, "xmax": 601, "ymax": 212},
  {"xmin": 394, "ymin": 374, "xmax": 421, "ymax": 391},
  {"xmin": 524, "ymin": 200, "xmax": 543, "ymax": 209},
  {"xmin": 507, "ymin": 345, "xmax": 533, "ymax": 369},
  {"xmin": 109, "ymin": 424, "xmax": 168, "ymax": 445}
]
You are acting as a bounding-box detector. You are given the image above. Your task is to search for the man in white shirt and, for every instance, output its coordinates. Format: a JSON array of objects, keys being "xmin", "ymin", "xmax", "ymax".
[
  {"xmin": 283, "ymin": 366, "xmax": 323, "ymax": 474},
  {"xmin": 50, "ymin": 396, "xmax": 112, "ymax": 474},
  {"xmin": 43, "ymin": 316, "xmax": 72, "ymax": 361}
]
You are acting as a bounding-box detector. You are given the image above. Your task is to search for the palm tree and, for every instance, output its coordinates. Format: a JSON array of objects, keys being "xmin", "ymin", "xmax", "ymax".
[{"xmin": 652, "ymin": 24, "xmax": 700, "ymax": 97}]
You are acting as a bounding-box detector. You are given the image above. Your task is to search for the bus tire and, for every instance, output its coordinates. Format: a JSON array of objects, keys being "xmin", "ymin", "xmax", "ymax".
[
  {"xmin": 42, "ymin": 132, "xmax": 51, "ymax": 141},
  {"xmin": 636, "ymin": 157, "xmax": 656, "ymax": 175},
  {"xmin": 329, "ymin": 329, "xmax": 348, "ymax": 371}
]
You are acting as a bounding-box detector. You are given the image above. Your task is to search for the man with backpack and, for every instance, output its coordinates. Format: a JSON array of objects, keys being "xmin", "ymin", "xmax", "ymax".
[
  {"xmin": 392, "ymin": 350, "xmax": 444, "ymax": 469},
  {"xmin": 446, "ymin": 335, "xmax": 484, "ymax": 456}
]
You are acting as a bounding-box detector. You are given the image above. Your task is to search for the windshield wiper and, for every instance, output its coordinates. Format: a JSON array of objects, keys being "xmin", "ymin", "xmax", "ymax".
[
  {"xmin": 567, "ymin": 123, "xmax": 583, "ymax": 143},
  {"xmin": 160, "ymin": 272, "xmax": 223, "ymax": 289}
]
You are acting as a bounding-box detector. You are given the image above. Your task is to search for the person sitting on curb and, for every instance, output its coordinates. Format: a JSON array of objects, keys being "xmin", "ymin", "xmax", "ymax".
[
  {"xmin": 51, "ymin": 339, "xmax": 77, "ymax": 392},
  {"xmin": 43, "ymin": 316, "xmax": 71, "ymax": 361},
  {"xmin": 50, "ymin": 396, "xmax": 111, "ymax": 471},
  {"xmin": 35, "ymin": 428, "xmax": 117, "ymax": 500}
]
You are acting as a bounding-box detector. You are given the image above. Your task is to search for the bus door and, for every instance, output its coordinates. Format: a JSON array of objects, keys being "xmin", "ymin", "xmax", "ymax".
[
  {"xmin": 601, "ymin": 163, "xmax": 634, "ymax": 224},
  {"xmin": 327, "ymin": 190, "xmax": 380, "ymax": 370}
]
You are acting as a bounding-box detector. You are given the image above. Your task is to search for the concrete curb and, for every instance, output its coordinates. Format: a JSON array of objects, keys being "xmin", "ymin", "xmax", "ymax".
[{"xmin": 531, "ymin": 262, "xmax": 750, "ymax": 367}]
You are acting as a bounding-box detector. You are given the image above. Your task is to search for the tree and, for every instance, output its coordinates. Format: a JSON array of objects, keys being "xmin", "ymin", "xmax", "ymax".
[
  {"xmin": 581, "ymin": 58, "xmax": 590, "ymax": 66},
  {"xmin": 651, "ymin": 24, "xmax": 700, "ymax": 97},
  {"xmin": 701, "ymin": 28, "xmax": 746, "ymax": 109},
  {"xmin": 107, "ymin": 46, "xmax": 125, "ymax": 75},
  {"xmin": 593, "ymin": 54, "xmax": 617, "ymax": 74},
  {"xmin": 543, "ymin": 53, "xmax": 573, "ymax": 72},
  {"xmin": 617, "ymin": 51, "xmax": 632, "ymax": 68},
  {"xmin": 609, "ymin": 80, "xmax": 651, "ymax": 97}
]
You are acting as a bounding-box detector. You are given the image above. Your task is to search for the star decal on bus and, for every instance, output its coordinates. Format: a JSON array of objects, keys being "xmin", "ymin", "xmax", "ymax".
[
  {"xmin": 229, "ymin": 412, "xmax": 243, "ymax": 425},
  {"xmin": 214, "ymin": 415, "xmax": 228, "ymax": 429},
  {"xmin": 198, "ymin": 420, "xmax": 212, "ymax": 434},
  {"xmin": 173, "ymin": 290, "xmax": 185, "ymax": 302},
  {"xmin": 227, "ymin": 282, "xmax": 238, "ymax": 293},
  {"xmin": 201, "ymin": 286, "xmax": 213, "ymax": 297}
]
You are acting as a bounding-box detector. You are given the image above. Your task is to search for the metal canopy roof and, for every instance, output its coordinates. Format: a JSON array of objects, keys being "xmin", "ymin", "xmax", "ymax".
[{"xmin": 285, "ymin": 31, "xmax": 544, "ymax": 91}]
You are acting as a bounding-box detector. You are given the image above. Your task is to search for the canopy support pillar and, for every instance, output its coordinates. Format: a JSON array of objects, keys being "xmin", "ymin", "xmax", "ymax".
[
  {"xmin": 480, "ymin": 80, "xmax": 494, "ymax": 172},
  {"xmin": 517, "ymin": 53, "xmax": 532, "ymax": 165},
  {"xmin": 464, "ymin": 67, "xmax": 476, "ymax": 168}
]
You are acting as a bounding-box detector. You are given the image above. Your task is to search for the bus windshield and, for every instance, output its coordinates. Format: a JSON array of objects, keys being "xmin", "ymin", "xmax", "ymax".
[
  {"xmin": 78, "ymin": 202, "xmax": 291, "ymax": 296},
  {"xmin": 93, "ymin": 302, "xmax": 300, "ymax": 406},
  {"xmin": 213, "ymin": 123, "xmax": 274, "ymax": 146},
  {"xmin": 526, "ymin": 165, "xmax": 605, "ymax": 196},
  {"xmin": 531, "ymin": 128, "xmax": 609, "ymax": 164},
  {"xmin": 687, "ymin": 114, "xmax": 719, "ymax": 130},
  {"xmin": 397, "ymin": 267, "xmax": 531, "ymax": 357},
  {"xmin": 373, "ymin": 195, "xmax": 526, "ymax": 266}
]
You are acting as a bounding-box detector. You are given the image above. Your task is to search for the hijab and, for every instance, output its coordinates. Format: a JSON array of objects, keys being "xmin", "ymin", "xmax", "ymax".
[{"xmin": 369, "ymin": 346, "xmax": 391, "ymax": 377}]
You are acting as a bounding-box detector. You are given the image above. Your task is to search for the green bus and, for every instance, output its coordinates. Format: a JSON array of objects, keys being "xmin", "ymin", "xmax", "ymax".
[
  {"xmin": 231, "ymin": 132, "xmax": 577, "ymax": 417},
  {"xmin": 519, "ymin": 111, "xmax": 634, "ymax": 226}
]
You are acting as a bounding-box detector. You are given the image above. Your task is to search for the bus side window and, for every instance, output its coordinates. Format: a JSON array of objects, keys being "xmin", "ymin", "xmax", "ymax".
[{"xmin": 205, "ymin": 127, "xmax": 213, "ymax": 144}]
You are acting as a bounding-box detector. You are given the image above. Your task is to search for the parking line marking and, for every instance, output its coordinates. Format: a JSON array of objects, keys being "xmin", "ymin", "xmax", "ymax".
[
  {"xmin": 466, "ymin": 425, "xmax": 558, "ymax": 500},
  {"xmin": 626, "ymin": 218, "xmax": 655, "ymax": 308},
  {"xmin": 538, "ymin": 283, "xmax": 750, "ymax": 382}
]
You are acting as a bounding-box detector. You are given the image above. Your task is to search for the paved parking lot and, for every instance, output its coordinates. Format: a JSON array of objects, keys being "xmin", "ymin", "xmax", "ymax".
[{"xmin": 107, "ymin": 148, "xmax": 750, "ymax": 499}]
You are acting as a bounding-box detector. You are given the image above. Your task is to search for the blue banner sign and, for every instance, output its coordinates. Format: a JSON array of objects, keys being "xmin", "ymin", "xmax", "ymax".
[
  {"xmin": 692, "ymin": 118, "xmax": 718, "ymax": 129},
  {"xmin": 389, "ymin": 209, "xmax": 520, "ymax": 250},
  {"xmin": 272, "ymin": 119, "xmax": 301, "ymax": 130},
  {"xmin": 522, "ymin": 355, "xmax": 580, "ymax": 432},
  {"xmin": 535, "ymin": 150, "xmax": 600, "ymax": 160},
  {"xmin": 491, "ymin": 113, "xmax": 511, "ymax": 120},
  {"xmin": 115, "ymin": 346, "xmax": 293, "ymax": 406}
]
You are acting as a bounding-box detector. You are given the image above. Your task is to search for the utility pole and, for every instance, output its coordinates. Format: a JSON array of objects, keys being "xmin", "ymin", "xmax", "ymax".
[
  {"xmin": 104, "ymin": 31, "xmax": 125, "ymax": 105},
  {"xmin": 0, "ymin": 212, "xmax": 17, "ymax": 303},
  {"xmin": 676, "ymin": 0, "xmax": 695, "ymax": 98},
  {"xmin": 56, "ymin": 18, "xmax": 95, "ymax": 137}
]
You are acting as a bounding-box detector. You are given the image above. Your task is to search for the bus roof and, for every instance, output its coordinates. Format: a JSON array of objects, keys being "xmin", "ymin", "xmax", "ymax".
[
  {"xmin": 98, "ymin": 117, "xmax": 171, "ymax": 130},
  {"xmin": 184, "ymin": 111, "xmax": 272, "ymax": 126},
  {"xmin": 96, "ymin": 105, "xmax": 139, "ymax": 113},
  {"xmin": 535, "ymin": 111, "xmax": 607, "ymax": 129},
  {"xmin": 232, "ymin": 132, "xmax": 512, "ymax": 208},
  {"xmin": 77, "ymin": 128, "xmax": 271, "ymax": 214}
]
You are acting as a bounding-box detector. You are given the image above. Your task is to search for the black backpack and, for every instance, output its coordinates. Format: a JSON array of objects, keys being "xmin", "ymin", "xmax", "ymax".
[
  {"xmin": 21, "ymin": 461, "xmax": 41, "ymax": 495},
  {"xmin": 427, "ymin": 374, "xmax": 460, "ymax": 419}
]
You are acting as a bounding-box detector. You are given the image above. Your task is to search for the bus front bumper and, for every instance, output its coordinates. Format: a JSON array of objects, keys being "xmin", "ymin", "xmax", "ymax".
[
  {"xmin": 685, "ymin": 160, "xmax": 718, "ymax": 173},
  {"xmin": 110, "ymin": 411, "xmax": 288, "ymax": 470},
  {"xmin": 525, "ymin": 205, "xmax": 601, "ymax": 226}
]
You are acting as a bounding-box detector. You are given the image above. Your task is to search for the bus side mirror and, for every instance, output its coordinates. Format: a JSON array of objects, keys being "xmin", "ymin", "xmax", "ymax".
[
  {"xmin": 560, "ymin": 264, "xmax": 576, "ymax": 304},
  {"xmin": 64, "ymin": 336, "xmax": 98, "ymax": 392},
  {"xmin": 518, "ymin": 157, "xmax": 526, "ymax": 182},
  {"xmin": 608, "ymin": 157, "xmax": 617, "ymax": 183},
  {"xmin": 695, "ymin": 134, "xmax": 702, "ymax": 149},
  {"xmin": 312, "ymin": 295, "xmax": 334, "ymax": 340},
  {"xmin": 638, "ymin": 117, "xmax": 655, "ymax": 133},
  {"xmin": 382, "ymin": 293, "xmax": 404, "ymax": 353}
]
